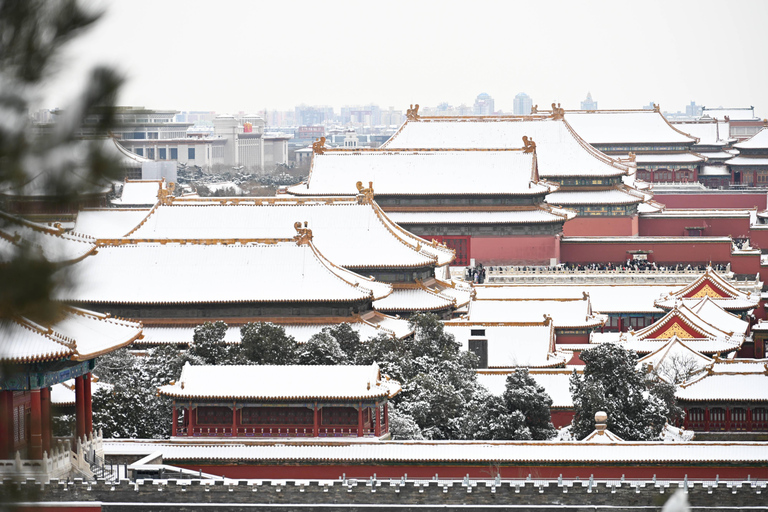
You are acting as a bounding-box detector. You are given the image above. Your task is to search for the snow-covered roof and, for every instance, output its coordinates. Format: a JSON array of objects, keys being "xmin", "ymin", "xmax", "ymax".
[
  {"xmin": 288, "ymin": 149, "xmax": 550, "ymax": 197},
  {"xmin": 477, "ymin": 369, "xmax": 575, "ymax": 408},
  {"xmin": 565, "ymin": 110, "xmax": 698, "ymax": 145},
  {"xmin": 698, "ymin": 165, "xmax": 731, "ymax": 176},
  {"xmin": 671, "ymin": 121, "xmax": 733, "ymax": 146},
  {"xmin": 373, "ymin": 286, "xmax": 455, "ymax": 313},
  {"xmin": 444, "ymin": 322, "xmax": 566, "ymax": 369},
  {"xmin": 0, "ymin": 307, "xmax": 142, "ymax": 363},
  {"xmin": 381, "ymin": 117, "xmax": 631, "ymax": 178},
  {"xmin": 72, "ymin": 208, "xmax": 153, "ymax": 239},
  {"xmin": 734, "ymin": 127, "xmax": 768, "ymax": 150},
  {"xmin": 158, "ymin": 363, "xmax": 401, "ymax": 401},
  {"xmin": 687, "ymin": 297, "xmax": 749, "ymax": 336},
  {"xmin": 60, "ymin": 240, "xmax": 392, "ymax": 305},
  {"xmin": 475, "ymin": 284, "xmax": 675, "ymax": 314},
  {"xmin": 386, "ymin": 207, "xmax": 575, "ymax": 225},
  {"xmin": 633, "ymin": 153, "xmax": 705, "ymax": 164},
  {"xmin": 640, "ymin": 208, "xmax": 751, "ymax": 219},
  {"xmin": 111, "ymin": 180, "xmax": 164, "ymax": 207},
  {"xmin": 108, "ymin": 439, "xmax": 768, "ymax": 464},
  {"xmin": 655, "ymin": 268, "xmax": 759, "ymax": 311},
  {"xmin": 636, "ymin": 336, "xmax": 714, "ymax": 374},
  {"xmin": 123, "ymin": 198, "xmax": 453, "ymax": 268},
  {"xmin": 546, "ymin": 187, "xmax": 644, "ymax": 206},
  {"xmin": 676, "ymin": 359, "xmax": 768, "ymax": 402},
  {"xmin": 701, "ymin": 107, "xmax": 760, "ymax": 122},
  {"xmin": 724, "ymin": 155, "xmax": 768, "ymax": 166},
  {"xmin": 461, "ymin": 298, "xmax": 605, "ymax": 330},
  {"xmin": 0, "ymin": 214, "xmax": 95, "ymax": 263}
]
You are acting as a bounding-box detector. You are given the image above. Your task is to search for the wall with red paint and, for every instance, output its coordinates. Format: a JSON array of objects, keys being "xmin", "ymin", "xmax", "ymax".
[
  {"xmin": 653, "ymin": 193, "xmax": 767, "ymax": 210},
  {"xmin": 550, "ymin": 410, "xmax": 575, "ymax": 429},
  {"xmin": 175, "ymin": 462, "xmax": 768, "ymax": 480},
  {"xmin": 554, "ymin": 333, "xmax": 590, "ymax": 345},
  {"xmin": 560, "ymin": 239, "xmax": 733, "ymax": 265},
  {"xmin": 562, "ymin": 216, "xmax": 638, "ymax": 237},
  {"xmin": 639, "ymin": 215, "xmax": 751, "ymax": 238},
  {"xmin": 729, "ymin": 252, "xmax": 763, "ymax": 275},
  {"xmin": 748, "ymin": 226, "xmax": 768, "ymax": 251},
  {"xmin": 470, "ymin": 235, "xmax": 559, "ymax": 265}
]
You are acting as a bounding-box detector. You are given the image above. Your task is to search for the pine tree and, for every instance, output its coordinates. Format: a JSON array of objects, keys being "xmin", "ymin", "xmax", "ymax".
[
  {"xmin": 502, "ymin": 369, "xmax": 556, "ymax": 440},
  {"xmin": 240, "ymin": 322, "xmax": 298, "ymax": 365},
  {"xmin": 569, "ymin": 343, "xmax": 670, "ymax": 441},
  {"xmin": 189, "ymin": 321, "xmax": 230, "ymax": 364}
]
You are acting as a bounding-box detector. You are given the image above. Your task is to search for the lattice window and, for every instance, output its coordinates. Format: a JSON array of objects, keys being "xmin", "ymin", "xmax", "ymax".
[
  {"xmin": 322, "ymin": 406, "xmax": 358, "ymax": 426},
  {"xmin": 241, "ymin": 407, "xmax": 312, "ymax": 425},
  {"xmin": 197, "ymin": 406, "xmax": 232, "ymax": 425}
]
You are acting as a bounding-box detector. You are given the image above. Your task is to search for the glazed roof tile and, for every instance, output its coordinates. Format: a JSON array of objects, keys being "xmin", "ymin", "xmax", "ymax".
[
  {"xmin": 545, "ymin": 188, "xmax": 644, "ymax": 206},
  {"xmin": 462, "ymin": 298, "xmax": 605, "ymax": 329},
  {"xmin": 477, "ymin": 370, "xmax": 575, "ymax": 407},
  {"xmin": 386, "ymin": 207, "xmax": 575, "ymax": 225},
  {"xmin": 373, "ymin": 286, "xmax": 454, "ymax": 313},
  {"xmin": 676, "ymin": 359, "xmax": 768, "ymax": 402},
  {"xmin": 72, "ymin": 208, "xmax": 153, "ymax": 239},
  {"xmin": 565, "ymin": 110, "xmax": 697, "ymax": 145},
  {"xmin": 734, "ymin": 128, "xmax": 768, "ymax": 150}
]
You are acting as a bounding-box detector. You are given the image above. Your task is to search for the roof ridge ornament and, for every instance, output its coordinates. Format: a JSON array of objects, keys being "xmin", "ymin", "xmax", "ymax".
[
  {"xmin": 531, "ymin": 104, "xmax": 538, "ymax": 114},
  {"xmin": 293, "ymin": 221, "xmax": 313, "ymax": 245},
  {"xmin": 551, "ymin": 103, "xmax": 565, "ymax": 120},
  {"xmin": 406, "ymin": 104, "xmax": 420, "ymax": 120},
  {"xmin": 312, "ymin": 137, "xmax": 326, "ymax": 155},
  {"xmin": 522, "ymin": 136, "xmax": 536, "ymax": 153},
  {"xmin": 355, "ymin": 181, "xmax": 375, "ymax": 203},
  {"xmin": 653, "ymin": 103, "xmax": 660, "ymax": 113}
]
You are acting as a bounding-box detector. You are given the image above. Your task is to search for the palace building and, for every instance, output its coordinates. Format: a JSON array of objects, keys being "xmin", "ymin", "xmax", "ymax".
[
  {"xmin": 671, "ymin": 118, "xmax": 736, "ymax": 188},
  {"xmin": 287, "ymin": 135, "xmax": 569, "ymax": 266},
  {"xmin": 158, "ymin": 363, "xmax": 401, "ymax": 439},
  {"xmin": 378, "ymin": 107, "xmax": 646, "ymax": 238},
  {"xmin": 727, "ymin": 127, "xmax": 768, "ymax": 186},
  {"xmin": 653, "ymin": 267, "xmax": 760, "ymax": 315}
]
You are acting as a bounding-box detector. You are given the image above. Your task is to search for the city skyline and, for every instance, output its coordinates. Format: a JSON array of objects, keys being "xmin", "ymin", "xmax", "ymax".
[{"xmin": 41, "ymin": 0, "xmax": 768, "ymax": 117}]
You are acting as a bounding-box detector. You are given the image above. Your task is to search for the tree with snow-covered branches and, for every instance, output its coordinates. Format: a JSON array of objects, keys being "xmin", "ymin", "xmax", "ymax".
[{"xmin": 569, "ymin": 343, "xmax": 670, "ymax": 441}]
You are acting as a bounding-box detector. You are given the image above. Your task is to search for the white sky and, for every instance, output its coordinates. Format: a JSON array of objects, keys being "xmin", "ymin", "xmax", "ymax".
[{"xmin": 42, "ymin": 0, "xmax": 768, "ymax": 117}]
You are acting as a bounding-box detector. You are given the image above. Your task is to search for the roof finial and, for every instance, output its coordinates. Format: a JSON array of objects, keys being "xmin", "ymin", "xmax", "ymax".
[
  {"xmin": 551, "ymin": 102, "xmax": 565, "ymax": 120},
  {"xmin": 595, "ymin": 411, "xmax": 608, "ymax": 434},
  {"xmin": 522, "ymin": 136, "xmax": 536, "ymax": 153},
  {"xmin": 531, "ymin": 104, "xmax": 538, "ymax": 114},
  {"xmin": 294, "ymin": 221, "xmax": 313, "ymax": 245},
  {"xmin": 355, "ymin": 181, "xmax": 375, "ymax": 203},
  {"xmin": 312, "ymin": 137, "xmax": 326, "ymax": 154},
  {"xmin": 406, "ymin": 104, "xmax": 420, "ymax": 120},
  {"xmin": 653, "ymin": 103, "xmax": 660, "ymax": 113}
]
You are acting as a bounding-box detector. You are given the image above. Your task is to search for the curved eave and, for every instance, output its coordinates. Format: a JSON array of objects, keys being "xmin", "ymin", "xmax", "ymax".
[
  {"xmin": 63, "ymin": 296, "xmax": 373, "ymax": 306},
  {"xmin": 0, "ymin": 351, "xmax": 72, "ymax": 365},
  {"xmin": 160, "ymin": 392, "xmax": 393, "ymax": 401}
]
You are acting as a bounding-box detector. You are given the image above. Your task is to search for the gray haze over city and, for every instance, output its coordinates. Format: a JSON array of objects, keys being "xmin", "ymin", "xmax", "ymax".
[{"xmin": 42, "ymin": 0, "xmax": 768, "ymax": 117}]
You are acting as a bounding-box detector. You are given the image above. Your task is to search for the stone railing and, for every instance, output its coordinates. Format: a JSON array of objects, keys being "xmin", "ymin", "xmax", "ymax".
[
  {"xmin": 2, "ymin": 476, "xmax": 767, "ymax": 510},
  {"xmin": 0, "ymin": 442, "xmax": 72, "ymax": 481}
]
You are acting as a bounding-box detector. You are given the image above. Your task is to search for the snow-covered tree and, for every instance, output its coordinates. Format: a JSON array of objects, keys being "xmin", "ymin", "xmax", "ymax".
[
  {"xmin": 502, "ymin": 369, "xmax": 556, "ymax": 440},
  {"xmin": 240, "ymin": 322, "xmax": 298, "ymax": 365},
  {"xmin": 189, "ymin": 321, "xmax": 230, "ymax": 364},
  {"xmin": 296, "ymin": 331, "xmax": 350, "ymax": 365},
  {"xmin": 569, "ymin": 343, "xmax": 670, "ymax": 441}
]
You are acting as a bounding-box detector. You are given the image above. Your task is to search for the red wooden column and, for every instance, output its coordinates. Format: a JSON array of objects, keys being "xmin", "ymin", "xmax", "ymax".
[
  {"xmin": 374, "ymin": 402, "xmax": 381, "ymax": 437},
  {"xmin": 357, "ymin": 403, "xmax": 364, "ymax": 437},
  {"xmin": 84, "ymin": 374, "xmax": 93, "ymax": 436},
  {"xmin": 188, "ymin": 404, "xmax": 196, "ymax": 436},
  {"xmin": 231, "ymin": 405, "xmax": 238, "ymax": 437},
  {"xmin": 747, "ymin": 408, "xmax": 753, "ymax": 432},
  {"xmin": 384, "ymin": 403, "xmax": 389, "ymax": 434},
  {"xmin": 29, "ymin": 390, "xmax": 43, "ymax": 460},
  {"xmin": 704, "ymin": 408, "xmax": 710, "ymax": 432},
  {"xmin": 313, "ymin": 404, "xmax": 319, "ymax": 437},
  {"xmin": 75, "ymin": 376, "xmax": 86, "ymax": 440},
  {"xmin": 41, "ymin": 387, "xmax": 51, "ymax": 455},
  {"xmin": 1, "ymin": 391, "xmax": 14, "ymax": 459},
  {"xmin": 171, "ymin": 405, "xmax": 178, "ymax": 437},
  {"xmin": 725, "ymin": 408, "xmax": 731, "ymax": 432}
]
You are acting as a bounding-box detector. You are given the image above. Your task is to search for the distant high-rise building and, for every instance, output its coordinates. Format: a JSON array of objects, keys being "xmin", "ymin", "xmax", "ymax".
[
  {"xmin": 473, "ymin": 93, "xmax": 495, "ymax": 115},
  {"xmin": 580, "ymin": 92, "xmax": 598, "ymax": 111},
  {"xmin": 513, "ymin": 93, "xmax": 532, "ymax": 115},
  {"xmin": 294, "ymin": 105, "xmax": 335, "ymax": 126},
  {"xmin": 685, "ymin": 101, "xmax": 703, "ymax": 118}
]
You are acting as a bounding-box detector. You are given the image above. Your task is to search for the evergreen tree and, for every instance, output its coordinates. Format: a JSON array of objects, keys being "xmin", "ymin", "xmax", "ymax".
[
  {"xmin": 502, "ymin": 369, "xmax": 556, "ymax": 440},
  {"xmin": 569, "ymin": 343, "xmax": 670, "ymax": 441},
  {"xmin": 240, "ymin": 322, "xmax": 298, "ymax": 365},
  {"xmin": 296, "ymin": 331, "xmax": 350, "ymax": 365},
  {"xmin": 189, "ymin": 321, "xmax": 230, "ymax": 364}
]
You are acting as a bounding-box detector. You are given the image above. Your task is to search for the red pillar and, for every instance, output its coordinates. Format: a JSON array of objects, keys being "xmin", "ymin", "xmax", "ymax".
[
  {"xmin": 313, "ymin": 404, "xmax": 319, "ymax": 437},
  {"xmin": 357, "ymin": 404, "xmax": 364, "ymax": 437},
  {"xmin": 748, "ymin": 408, "xmax": 753, "ymax": 432},
  {"xmin": 374, "ymin": 403, "xmax": 381, "ymax": 437},
  {"xmin": 725, "ymin": 408, "xmax": 731, "ymax": 432},
  {"xmin": 704, "ymin": 408, "xmax": 710, "ymax": 432},
  {"xmin": 29, "ymin": 390, "xmax": 43, "ymax": 460},
  {"xmin": 384, "ymin": 403, "xmax": 389, "ymax": 434},
  {"xmin": 232, "ymin": 405, "xmax": 238, "ymax": 437},
  {"xmin": 172, "ymin": 405, "xmax": 178, "ymax": 437},
  {"xmin": 0, "ymin": 391, "xmax": 14, "ymax": 459},
  {"xmin": 75, "ymin": 376, "xmax": 86, "ymax": 440},
  {"xmin": 84, "ymin": 374, "xmax": 93, "ymax": 436},
  {"xmin": 40, "ymin": 387, "xmax": 51, "ymax": 455},
  {"xmin": 617, "ymin": 317, "xmax": 623, "ymax": 332},
  {"xmin": 188, "ymin": 404, "xmax": 196, "ymax": 436}
]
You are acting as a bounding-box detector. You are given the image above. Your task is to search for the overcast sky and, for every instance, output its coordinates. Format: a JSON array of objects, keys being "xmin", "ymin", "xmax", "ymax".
[{"xmin": 42, "ymin": 0, "xmax": 768, "ymax": 117}]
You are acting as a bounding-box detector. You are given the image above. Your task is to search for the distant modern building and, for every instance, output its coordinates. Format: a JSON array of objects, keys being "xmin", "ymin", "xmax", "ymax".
[
  {"xmin": 341, "ymin": 105, "xmax": 382, "ymax": 126},
  {"xmin": 513, "ymin": 93, "xmax": 532, "ymax": 115},
  {"xmin": 580, "ymin": 92, "xmax": 597, "ymax": 111},
  {"xmin": 295, "ymin": 105, "xmax": 335, "ymax": 126},
  {"xmin": 686, "ymin": 101, "xmax": 703, "ymax": 118},
  {"xmin": 473, "ymin": 93, "xmax": 495, "ymax": 116}
]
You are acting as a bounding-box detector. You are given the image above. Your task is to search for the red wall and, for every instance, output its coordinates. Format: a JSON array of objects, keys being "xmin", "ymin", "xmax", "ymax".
[
  {"xmin": 729, "ymin": 252, "xmax": 763, "ymax": 275},
  {"xmin": 471, "ymin": 235, "xmax": 559, "ymax": 265},
  {"xmin": 560, "ymin": 239, "xmax": 733, "ymax": 265},
  {"xmin": 654, "ymin": 193, "xmax": 767, "ymax": 210},
  {"xmin": 176, "ymin": 462, "xmax": 768, "ymax": 480},
  {"xmin": 550, "ymin": 410, "xmax": 575, "ymax": 429},
  {"xmin": 555, "ymin": 333, "xmax": 590, "ymax": 345},
  {"xmin": 748, "ymin": 226, "xmax": 768, "ymax": 250},
  {"xmin": 639, "ymin": 215, "xmax": 751, "ymax": 238},
  {"xmin": 563, "ymin": 216, "xmax": 638, "ymax": 237}
]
